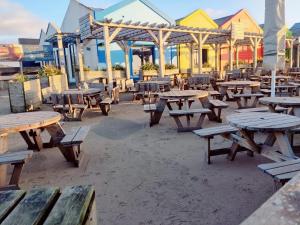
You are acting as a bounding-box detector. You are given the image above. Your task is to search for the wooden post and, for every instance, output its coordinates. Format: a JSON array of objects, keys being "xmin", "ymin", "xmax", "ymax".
[
  {"xmin": 198, "ymin": 34, "xmax": 203, "ymax": 74},
  {"xmin": 229, "ymin": 39, "xmax": 234, "ymax": 71},
  {"xmin": 124, "ymin": 45, "xmax": 131, "ymax": 80},
  {"xmin": 215, "ymin": 44, "xmax": 219, "ymax": 71},
  {"xmin": 158, "ymin": 30, "xmax": 165, "ymax": 78},
  {"xmin": 57, "ymin": 34, "xmax": 68, "ymax": 88},
  {"xmin": 0, "ymin": 134, "xmax": 8, "ymax": 186},
  {"xmin": 297, "ymin": 44, "xmax": 300, "ymax": 68},
  {"xmin": 103, "ymin": 25, "xmax": 113, "ymax": 83},
  {"xmin": 290, "ymin": 40, "xmax": 294, "ymax": 68},
  {"xmin": 190, "ymin": 44, "xmax": 194, "ymax": 75},
  {"xmin": 236, "ymin": 45, "xmax": 239, "ymax": 68},
  {"xmin": 253, "ymin": 38, "xmax": 258, "ymax": 70},
  {"xmin": 76, "ymin": 38, "xmax": 85, "ymax": 83}
]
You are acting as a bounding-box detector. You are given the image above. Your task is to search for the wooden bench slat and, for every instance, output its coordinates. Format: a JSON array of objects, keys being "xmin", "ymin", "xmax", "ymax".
[
  {"xmin": 144, "ymin": 104, "xmax": 157, "ymax": 112},
  {"xmin": 267, "ymin": 163, "xmax": 300, "ymax": 176},
  {"xmin": 1, "ymin": 188, "xmax": 59, "ymax": 225},
  {"xmin": 233, "ymin": 93, "xmax": 264, "ymax": 98},
  {"xmin": 43, "ymin": 186, "xmax": 95, "ymax": 225},
  {"xmin": 72, "ymin": 126, "xmax": 90, "ymax": 145},
  {"xmin": 275, "ymin": 171, "xmax": 300, "ymax": 181},
  {"xmin": 193, "ymin": 125, "xmax": 238, "ymax": 137},
  {"xmin": 60, "ymin": 127, "xmax": 81, "ymax": 145},
  {"xmin": 0, "ymin": 151, "xmax": 33, "ymax": 165},
  {"xmin": 0, "ymin": 190, "xmax": 26, "ymax": 223},
  {"xmin": 100, "ymin": 98, "xmax": 113, "ymax": 105},
  {"xmin": 258, "ymin": 159, "xmax": 300, "ymax": 171},
  {"xmin": 209, "ymin": 99, "xmax": 228, "ymax": 108},
  {"xmin": 169, "ymin": 108, "xmax": 211, "ymax": 116}
]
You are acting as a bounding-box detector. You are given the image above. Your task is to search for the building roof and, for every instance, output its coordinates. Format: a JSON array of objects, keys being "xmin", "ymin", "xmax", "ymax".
[
  {"xmin": 214, "ymin": 14, "xmax": 234, "ymax": 26},
  {"xmin": 176, "ymin": 9, "xmax": 218, "ymax": 29},
  {"xmin": 18, "ymin": 38, "xmax": 40, "ymax": 45},
  {"xmin": 96, "ymin": 0, "xmax": 173, "ymax": 25},
  {"xmin": 291, "ymin": 23, "xmax": 300, "ymax": 37}
]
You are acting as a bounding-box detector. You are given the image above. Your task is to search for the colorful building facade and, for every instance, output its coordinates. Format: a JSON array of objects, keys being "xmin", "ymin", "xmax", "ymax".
[
  {"xmin": 176, "ymin": 9, "xmax": 218, "ymax": 74},
  {"xmin": 214, "ymin": 9, "xmax": 264, "ymax": 70}
]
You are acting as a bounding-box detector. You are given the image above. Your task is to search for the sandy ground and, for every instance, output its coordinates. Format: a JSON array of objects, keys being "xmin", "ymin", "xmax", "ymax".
[{"xmin": 0, "ymin": 90, "xmax": 277, "ymax": 225}]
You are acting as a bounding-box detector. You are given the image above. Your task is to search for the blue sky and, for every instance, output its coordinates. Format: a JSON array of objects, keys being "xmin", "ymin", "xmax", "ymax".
[{"xmin": 1, "ymin": 0, "xmax": 299, "ymax": 43}]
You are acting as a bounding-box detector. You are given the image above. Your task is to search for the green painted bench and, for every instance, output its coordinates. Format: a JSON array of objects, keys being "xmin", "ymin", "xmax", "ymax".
[{"xmin": 0, "ymin": 185, "xmax": 97, "ymax": 225}]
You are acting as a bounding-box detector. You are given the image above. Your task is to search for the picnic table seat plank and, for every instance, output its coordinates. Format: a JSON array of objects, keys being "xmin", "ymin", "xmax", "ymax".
[
  {"xmin": 232, "ymin": 93, "xmax": 264, "ymax": 109},
  {"xmin": 60, "ymin": 126, "xmax": 90, "ymax": 167},
  {"xmin": 1, "ymin": 188, "xmax": 60, "ymax": 225},
  {"xmin": 43, "ymin": 185, "xmax": 96, "ymax": 225},
  {"xmin": 193, "ymin": 125, "xmax": 242, "ymax": 164},
  {"xmin": 169, "ymin": 108, "xmax": 211, "ymax": 132},
  {"xmin": 201, "ymin": 99, "xmax": 228, "ymax": 123},
  {"xmin": 99, "ymin": 98, "xmax": 112, "ymax": 116},
  {"xmin": 0, "ymin": 190, "xmax": 26, "ymax": 223}
]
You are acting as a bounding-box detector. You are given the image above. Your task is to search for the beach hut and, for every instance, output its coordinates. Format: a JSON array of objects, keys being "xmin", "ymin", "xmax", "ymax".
[
  {"xmin": 176, "ymin": 9, "xmax": 219, "ymax": 74},
  {"xmin": 214, "ymin": 9, "xmax": 263, "ymax": 70}
]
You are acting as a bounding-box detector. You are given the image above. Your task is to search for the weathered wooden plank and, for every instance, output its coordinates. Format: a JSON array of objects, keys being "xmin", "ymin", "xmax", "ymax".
[
  {"xmin": 0, "ymin": 151, "xmax": 33, "ymax": 165},
  {"xmin": 193, "ymin": 125, "xmax": 238, "ymax": 138},
  {"xmin": 258, "ymin": 159, "xmax": 300, "ymax": 171},
  {"xmin": 267, "ymin": 163, "xmax": 300, "ymax": 176},
  {"xmin": 72, "ymin": 126, "xmax": 90, "ymax": 144},
  {"xmin": 43, "ymin": 185, "xmax": 95, "ymax": 225},
  {"xmin": 1, "ymin": 187, "xmax": 59, "ymax": 225},
  {"xmin": 0, "ymin": 190, "xmax": 26, "ymax": 222},
  {"xmin": 169, "ymin": 108, "xmax": 211, "ymax": 116}
]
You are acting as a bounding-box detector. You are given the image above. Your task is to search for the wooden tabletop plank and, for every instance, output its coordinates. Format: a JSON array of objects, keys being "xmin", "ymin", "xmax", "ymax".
[
  {"xmin": 1, "ymin": 187, "xmax": 59, "ymax": 225},
  {"xmin": 260, "ymin": 97, "xmax": 300, "ymax": 107},
  {"xmin": 0, "ymin": 190, "xmax": 26, "ymax": 223},
  {"xmin": 43, "ymin": 185, "xmax": 95, "ymax": 225},
  {"xmin": 0, "ymin": 112, "xmax": 61, "ymax": 135},
  {"xmin": 227, "ymin": 113, "xmax": 300, "ymax": 132}
]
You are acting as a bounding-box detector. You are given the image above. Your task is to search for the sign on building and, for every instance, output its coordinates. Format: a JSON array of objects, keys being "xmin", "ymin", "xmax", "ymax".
[
  {"xmin": 0, "ymin": 44, "xmax": 23, "ymax": 61},
  {"xmin": 231, "ymin": 22, "xmax": 245, "ymax": 40},
  {"xmin": 79, "ymin": 14, "xmax": 93, "ymax": 40}
]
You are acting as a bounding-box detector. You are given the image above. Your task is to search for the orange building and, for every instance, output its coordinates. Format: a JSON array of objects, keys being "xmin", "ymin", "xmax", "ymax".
[{"xmin": 214, "ymin": 9, "xmax": 263, "ymax": 70}]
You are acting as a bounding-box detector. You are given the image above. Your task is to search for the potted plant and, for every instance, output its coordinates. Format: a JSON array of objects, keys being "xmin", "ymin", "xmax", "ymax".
[
  {"xmin": 112, "ymin": 64, "xmax": 126, "ymax": 79},
  {"xmin": 38, "ymin": 65, "xmax": 67, "ymax": 97},
  {"xmin": 165, "ymin": 64, "xmax": 179, "ymax": 76},
  {"xmin": 8, "ymin": 73, "xmax": 42, "ymax": 113},
  {"xmin": 140, "ymin": 63, "xmax": 159, "ymax": 80}
]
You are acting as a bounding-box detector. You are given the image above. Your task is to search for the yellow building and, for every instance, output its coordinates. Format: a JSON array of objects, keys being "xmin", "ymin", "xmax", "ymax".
[{"xmin": 176, "ymin": 9, "xmax": 218, "ymax": 74}]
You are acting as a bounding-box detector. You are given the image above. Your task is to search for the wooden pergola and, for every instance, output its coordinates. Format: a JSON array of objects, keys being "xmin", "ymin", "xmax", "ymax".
[{"xmin": 79, "ymin": 14, "xmax": 290, "ymax": 83}]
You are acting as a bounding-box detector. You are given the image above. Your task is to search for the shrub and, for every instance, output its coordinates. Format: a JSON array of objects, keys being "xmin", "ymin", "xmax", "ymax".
[
  {"xmin": 38, "ymin": 65, "xmax": 61, "ymax": 77},
  {"xmin": 141, "ymin": 63, "xmax": 159, "ymax": 71},
  {"xmin": 165, "ymin": 64, "xmax": 177, "ymax": 69},
  {"xmin": 15, "ymin": 73, "xmax": 28, "ymax": 83},
  {"xmin": 112, "ymin": 64, "xmax": 125, "ymax": 71}
]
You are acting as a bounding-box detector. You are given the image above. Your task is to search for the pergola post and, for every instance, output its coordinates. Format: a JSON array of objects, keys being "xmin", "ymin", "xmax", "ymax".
[
  {"xmin": 297, "ymin": 44, "xmax": 300, "ymax": 68},
  {"xmin": 76, "ymin": 38, "xmax": 85, "ymax": 83},
  {"xmin": 253, "ymin": 38, "xmax": 258, "ymax": 69},
  {"xmin": 117, "ymin": 41, "xmax": 132, "ymax": 80},
  {"xmin": 228, "ymin": 39, "xmax": 235, "ymax": 71},
  {"xmin": 158, "ymin": 30, "xmax": 165, "ymax": 78},
  {"xmin": 198, "ymin": 34, "xmax": 203, "ymax": 74},
  {"xmin": 189, "ymin": 44, "xmax": 194, "ymax": 75},
  {"xmin": 236, "ymin": 45, "xmax": 239, "ymax": 68},
  {"xmin": 103, "ymin": 25, "xmax": 113, "ymax": 83},
  {"xmin": 215, "ymin": 44, "xmax": 219, "ymax": 71},
  {"xmin": 289, "ymin": 40, "xmax": 294, "ymax": 68},
  {"xmin": 57, "ymin": 34, "xmax": 68, "ymax": 89}
]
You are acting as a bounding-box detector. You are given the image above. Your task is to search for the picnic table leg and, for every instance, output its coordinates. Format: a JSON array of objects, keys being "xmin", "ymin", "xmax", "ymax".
[
  {"xmin": 0, "ymin": 134, "xmax": 8, "ymax": 186},
  {"xmin": 19, "ymin": 131, "xmax": 37, "ymax": 150},
  {"xmin": 291, "ymin": 107, "xmax": 300, "ymax": 117},
  {"xmin": 150, "ymin": 99, "xmax": 167, "ymax": 126},
  {"xmin": 199, "ymin": 97, "xmax": 219, "ymax": 122},
  {"xmin": 274, "ymin": 132, "xmax": 296, "ymax": 158},
  {"xmin": 268, "ymin": 104, "xmax": 277, "ymax": 113}
]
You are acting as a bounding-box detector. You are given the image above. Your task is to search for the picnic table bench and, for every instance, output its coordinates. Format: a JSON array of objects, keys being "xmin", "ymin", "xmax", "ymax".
[
  {"xmin": 169, "ymin": 108, "xmax": 211, "ymax": 132},
  {"xmin": 0, "ymin": 185, "xmax": 97, "ymax": 225},
  {"xmin": 232, "ymin": 93, "xmax": 264, "ymax": 109}
]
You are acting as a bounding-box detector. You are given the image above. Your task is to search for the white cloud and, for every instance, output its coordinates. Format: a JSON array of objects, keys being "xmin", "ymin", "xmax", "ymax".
[
  {"xmin": 0, "ymin": 0, "xmax": 47, "ymax": 42},
  {"xmin": 205, "ymin": 8, "xmax": 229, "ymax": 19}
]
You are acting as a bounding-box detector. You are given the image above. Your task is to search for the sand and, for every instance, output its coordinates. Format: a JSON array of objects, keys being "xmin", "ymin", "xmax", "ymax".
[{"xmin": 0, "ymin": 90, "xmax": 276, "ymax": 225}]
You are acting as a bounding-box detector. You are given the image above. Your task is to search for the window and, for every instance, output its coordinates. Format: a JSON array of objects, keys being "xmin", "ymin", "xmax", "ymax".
[{"xmin": 193, "ymin": 49, "xmax": 208, "ymax": 65}]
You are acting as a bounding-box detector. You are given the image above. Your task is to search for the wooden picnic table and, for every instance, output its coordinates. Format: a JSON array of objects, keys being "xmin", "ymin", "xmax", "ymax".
[
  {"xmin": 0, "ymin": 111, "xmax": 73, "ymax": 186},
  {"xmin": 62, "ymin": 88, "xmax": 102, "ymax": 108},
  {"xmin": 218, "ymin": 81, "xmax": 260, "ymax": 101},
  {"xmin": 0, "ymin": 185, "xmax": 97, "ymax": 225},
  {"xmin": 227, "ymin": 112, "xmax": 300, "ymax": 162},
  {"xmin": 259, "ymin": 97, "xmax": 300, "ymax": 116},
  {"xmin": 149, "ymin": 90, "xmax": 209, "ymax": 126}
]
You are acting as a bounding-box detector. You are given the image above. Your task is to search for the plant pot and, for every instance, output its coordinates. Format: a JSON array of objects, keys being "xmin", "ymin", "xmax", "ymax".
[
  {"xmin": 140, "ymin": 70, "xmax": 158, "ymax": 80},
  {"xmin": 8, "ymin": 79, "xmax": 42, "ymax": 113},
  {"xmin": 113, "ymin": 70, "xmax": 126, "ymax": 79},
  {"xmin": 40, "ymin": 76, "xmax": 50, "ymax": 89},
  {"xmin": 84, "ymin": 71, "xmax": 107, "ymax": 82},
  {"xmin": 49, "ymin": 74, "xmax": 68, "ymax": 93},
  {"xmin": 165, "ymin": 69, "xmax": 179, "ymax": 76}
]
